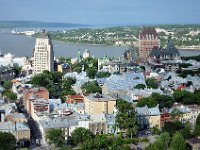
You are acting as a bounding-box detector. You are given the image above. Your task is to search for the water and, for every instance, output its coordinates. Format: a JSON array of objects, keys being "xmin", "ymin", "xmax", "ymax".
[{"xmin": 0, "ymin": 28, "xmax": 200, "ymax": 58}]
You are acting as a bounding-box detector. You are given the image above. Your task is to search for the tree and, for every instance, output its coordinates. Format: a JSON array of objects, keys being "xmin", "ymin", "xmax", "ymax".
[
  {"xmin": 162, "ymin": 121, "xmax": 182, "ymax": 136},
  {"xmin": 180, "ymin": 122, "xmax": 192, "ymax": 139},
  {"xmin": 148, "ymin": 132, "xmax": 170, "ymax": 150},
  {"xmin": 71, "ymin": 127, "xmax": 93, "ymax": 145},
  {"xmin": 46, "ymin": 129, "xmax": 65, "ymax": 147},
  {"xmin": 194, "ymin": 114, "xmax": 200, "ymax": 136},
  {"xmin": 115, "ymin": 99, "xmax": 137, "ymax": 138},
  {"xmin": 170, "ymin": 132, "xmax": 186, "ymax": 150},
  {"xmin": 145, "ymin": 77, "xmax": 158, "ymax": 89},
  {"xmin": 134, "ymin": 84, "xmax": 146, "ymax": 89},
  {"xmin": 95, "ymin": 72, "xmax": 111, "ymax": 78},
  {"xmin": 3, "ymin": 90, "xmax": 17, "ymax": 102},
  {"xmin": 86, "ymin": 68, "xmax": 97, "ymax": 79},
  {"xmin": 3, "ymin": 80, "xmax": 12, "ymax": 90},
  {"xmin": 81, "ymin": 81, "xmax": 102, "ymax": 94},
  {"xmin": 0, "ymin": 131, "xmax": 16, "ymax": 150}
]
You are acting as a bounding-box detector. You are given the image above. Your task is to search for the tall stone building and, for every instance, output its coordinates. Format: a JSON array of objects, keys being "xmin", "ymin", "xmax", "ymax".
[
  {"xmin": 138, "ymin": 27, "xmax": 160, "ymax": 59},
  {"xmin": 33, "ymin": 30, "xmax": 54, "ymax": 74}
]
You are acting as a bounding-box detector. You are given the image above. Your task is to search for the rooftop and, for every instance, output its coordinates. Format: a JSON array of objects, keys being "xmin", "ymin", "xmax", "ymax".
[{"xmin": 85, "ymin": 93, "xmax": 116, "ymax": 102}]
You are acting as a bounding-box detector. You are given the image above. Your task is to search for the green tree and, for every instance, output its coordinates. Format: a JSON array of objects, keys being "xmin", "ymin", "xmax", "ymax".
[
  {"xmin": 162, "ymin": 121, "xmax": 182, "ymax": 136},
  {"xmin": 0, "ymin": 131, "xmax": 16, "ymax": 150},
  {"xmin": 46, "ymin": 129, "xmax": 65, "ymax": 147},
  {"xmin": 71, "ymin": 127, "xmax": 93, "ymax": 146},
  {"xmin": 95, "ymin": 72, "xmax": 111, "ymax": 78},
  {"xmin": 115, "ymin": 99, "xmax": 137, "ymax": 138},
  {"xmin": 86, "ymin": 68, "xmax": 97, "ymax": 79},
  {"xmin": 180, "ymin": 122, "xmax": 192, "ymax": 139},
  {"xmin": 3, "ymin": 90, "xmax": 17, "ymax": 102},
  {"xmin": 194, "ymin": 114, "xmax": 200, "ymax": 136},
  {"xmin": 81, "ymin": 81, "xmax": 102, "ymax": 94},
  {"xmin": 170, "ymin": 132, "xmax": 186, "ymax": 150},
  {"xmin": 134, "ymin": 84, "xmax": 146, "ymax": 89},
  {"xmin": 145, "ymin": 77, "xmax": 158, "ymax": 89},
  {"xmin": 3, "ymin": 80, "xmax": 12, "ymax": 90}
]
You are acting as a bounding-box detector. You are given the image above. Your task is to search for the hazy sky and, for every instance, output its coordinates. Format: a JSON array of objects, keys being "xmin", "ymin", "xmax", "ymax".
[{"xmin": 0, "ymin": 0, "xmax": 200, "ymax": 25}]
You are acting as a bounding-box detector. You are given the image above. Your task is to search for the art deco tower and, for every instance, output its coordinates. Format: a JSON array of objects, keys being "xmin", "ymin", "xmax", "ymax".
[{"xmin": 33, "ymin": 30, "xmax": 54, "ymax": 74}]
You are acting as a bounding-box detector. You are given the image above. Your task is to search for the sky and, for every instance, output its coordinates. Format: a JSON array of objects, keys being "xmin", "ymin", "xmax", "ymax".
[{"xmin": 0, "ymin": 0, "xmax": 200, "ymax": 25}]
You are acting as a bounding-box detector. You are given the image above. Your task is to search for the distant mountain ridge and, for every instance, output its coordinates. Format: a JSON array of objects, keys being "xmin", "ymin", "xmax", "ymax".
[{"xmin": 0, "ymin": 21, "xmax": 89, "ymax": 28}]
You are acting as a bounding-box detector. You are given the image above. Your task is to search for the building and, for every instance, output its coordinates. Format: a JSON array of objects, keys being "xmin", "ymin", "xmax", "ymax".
[
  {"xmin": 23, "ymin": 87, "xmax": 49, "ymax": 114},
  {"xmin": 66, "ymin": 95, "xmax": 84, "ymax": 104},
  {"xmin": 149, "ymin": 41, "xmax": 181, "ymax": 62},
  {"xmin": 138, "ymin": 27, "xmax": 160, "ymax": 59},
  {"xmin": 135, "ymin": 106, "xmax": 150, "ymax": 130},
  {"xmin": 33, "ymin": 30, "xmax": 54, "ymax": 74},
  {"xmin": 84, "ymin": 93, "xmax": 116, "ymax": 115},
  {"xmin": 82, "ymin": 49, "xmax": 90, "ymax": 59},
  {"xmin": 0, "ymin": 121, "xmax": 30, "ymax": 146},
  {"xmin": 186, "ymin": 137, "xmax": 200, "ymax": 150},
  {"xmin": 148, "ymin": 105, "xmax": 161, "ymax": 129}
]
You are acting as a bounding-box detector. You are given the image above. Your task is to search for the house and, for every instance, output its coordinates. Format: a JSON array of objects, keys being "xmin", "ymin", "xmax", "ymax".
[
  {"xmin": 135, "ymin": 106, "xmax": 149, "ymax": 130},
  {"xmin": 186, "ymin": 137, "xmax": 200, "ymax": 150},
  {"xmin": 66, "ymin": 95, "xmax": 84, "ymax": 104},
  {"xmin": 148, "ymin": 105, "xmax": 161, "ymax": 129},
  {"xmin": 84, "ymin": 93, "xmax": 116, "ymax": 115},
  {"xmin": 0, "ymin": 121, "xmax": 30, "ymax": 146}
]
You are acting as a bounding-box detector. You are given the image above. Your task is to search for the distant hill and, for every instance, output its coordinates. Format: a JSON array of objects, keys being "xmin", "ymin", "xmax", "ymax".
[{"xmin": 0, "ymin": 21, "xmax": 89, "ymax": 28}]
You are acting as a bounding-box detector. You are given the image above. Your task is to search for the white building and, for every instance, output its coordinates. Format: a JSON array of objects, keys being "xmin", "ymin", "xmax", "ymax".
[{"xmin": 33, "ymin": 30, "xmax": 54, "ymax": 74}]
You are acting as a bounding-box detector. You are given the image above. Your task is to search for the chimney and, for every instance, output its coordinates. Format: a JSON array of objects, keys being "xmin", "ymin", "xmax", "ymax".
[{"xmin": 0, "ymin": 113, "xmax": 4, "ymax": 123}]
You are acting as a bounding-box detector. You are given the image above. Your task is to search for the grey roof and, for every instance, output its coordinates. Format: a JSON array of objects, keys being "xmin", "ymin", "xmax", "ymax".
[
  {"xmin": 136, "ymin": 106, "xmax": 149, "ymax": 116},
  {"xmin": 0, "ymin": 121, "xmax": 30, "ymax": 132},
  {"xmin": 39, "ymin": 114, "xmax": 78, "ymax": 129},
  {"xmin": 85, "ymin": 93, "xmax": 116, "ymax": 102},
  {"xmin": 148, "ymin": 105, "xmax": 160, "ymax": 116},
  {"xmin": 149, "ymin": 41, "xmax": 180, "ymax": 59},
  {"xmin": 0, "ymin": 103, "xmax": 17, "ymax": 115}
]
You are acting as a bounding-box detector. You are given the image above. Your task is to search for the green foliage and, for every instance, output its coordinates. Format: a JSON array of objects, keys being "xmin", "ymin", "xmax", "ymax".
[
  {"xmin": 81, "ymin": 135, "xmax": 131, "ymax": 150},
  {"xmin": 170, "ymin": 132, "xmax": 186, "ymax": 150},
  {"xmin": 86, "ymin": 68, "xmax": 97, "ymax": 79},
  {"xmin": 180, "ymin": 122, "xmax": 192, "ymax": 139},
  {"xmin": 115, "ymin": 99, "xmax": 137, "ymax": 138},
  {"xmin": 162, "ymin": 121, "xmax": 182, "ymax": 136},
  {"xmin": 96, "ymin": 72, "xmax": 111, "ymax": 78},
  {"xmin": 173, "ymin": 90, "xmax": 200, "ymax": 105},
  {"xmin": 145, "ymin": 78, "xmax": 158, "ymax": 89},
  {"xmin": 134, "ymin": 84, "xmax": 146, "ymax": 89},
  {"xmin": 46, "ymin": 129, "xmax": 65, "ymax": 147},
  {"xmin": 71, "ymin": 127, "xmax": 93, "ymax": 146},
  {"xmin": 179, "ymin": 63, "xmax": 192, "ymax": 68},
  {"xmin": 3, "ymin": 90, "xmax": 17, "ymax": 101},
  {"xmin": 137, "ymin": 93, "xmax": 175, "ymax": 109},
  {"xmin": 3, "ymin": 80, "xmax": 12, "ymax": 90},
  {"xmin": 182, "ymin": 55, "xmax": 200, "ymax": 61},
  {"xmin": 12, "ymin": 66, "xmax": 22, "ymax": 77},
  {"xmin": 194, "ymin": 114, "xmax": 200, "ymax": 136},
  {"xmin": 0, "ymin": 131, "xmax": 16, "ymax": 150},
  {"xmin": 81, "ymin": 81, "xmax": 102, "ymax": 94}
]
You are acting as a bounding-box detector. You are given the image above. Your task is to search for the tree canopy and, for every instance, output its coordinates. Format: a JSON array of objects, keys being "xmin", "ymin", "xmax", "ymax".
[
  {"xmin": 0, "ymin": 132, "xmax": 16, "ymax": 150},
  {"xmin": 170, "ymin": 132, "xmax": 186, "ymax": 150},
  {"xmin": 115, "ymin": 99, "xmax": 137, "ymax": 138},
  {"xmin": 46, "ymin": 129, "xmax": 65, "ymax": 147},
  {"xmin": 3, "ymin": 80, "xmax": 12, "ymax": 90},
  {"xmin": 194, "ymin": 114, "xmax": 200, "ymax": 136},
  {"xmin": 71, "ymin": 127, "xmax": 93, "ymax": 146},
  {"xmin": 81, "ymin": 81, "xmax": 102, "ymax": 94},
  {"xmin": 145, "ymin": 77, "xmax": 158, "ymax": 89}
]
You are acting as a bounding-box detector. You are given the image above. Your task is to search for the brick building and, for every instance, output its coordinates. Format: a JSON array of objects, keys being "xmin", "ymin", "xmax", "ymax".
[{"xmin": 138, "ymin": 27, "xmax": 160, "ymax": 59}]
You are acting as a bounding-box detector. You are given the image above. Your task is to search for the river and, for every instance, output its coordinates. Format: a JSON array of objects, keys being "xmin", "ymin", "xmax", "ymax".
[{"xmin": 0, "ymin": 28, "xmax": 200, "ymax": 58}]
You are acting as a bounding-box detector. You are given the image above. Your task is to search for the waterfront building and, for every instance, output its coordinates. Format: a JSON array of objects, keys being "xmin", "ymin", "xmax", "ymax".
[
  {"xmin": 138, "ymin": 27, "xmax": 160, "ymax": 59},
  {"xmin": 33, "ymin": 30, "xmax": 54, "ymax": 74},
  {"xmin": 149, "ymin": 41, "xmax": 181, "ymax": 62}
]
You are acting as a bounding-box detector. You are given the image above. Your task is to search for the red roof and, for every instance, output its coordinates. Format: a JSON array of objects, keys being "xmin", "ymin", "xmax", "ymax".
[
  {"xmin": 176, "ymin": 85, "xmax": 186, "ymax": 90},
  {"xmin": 67, "ymin": 95, "xmax": 84, "ymax": 99}
]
